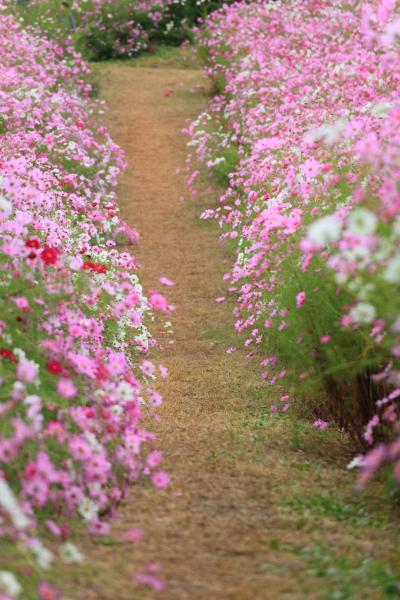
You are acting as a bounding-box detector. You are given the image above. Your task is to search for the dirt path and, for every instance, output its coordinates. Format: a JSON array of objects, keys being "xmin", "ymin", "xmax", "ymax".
[
  {"xmin": 62, "ymin": 56, "xmax": 398, "ymax": 600},
  {"xmin": 95, "ymin": 61, "xmax": 280, "ymax": 600}
]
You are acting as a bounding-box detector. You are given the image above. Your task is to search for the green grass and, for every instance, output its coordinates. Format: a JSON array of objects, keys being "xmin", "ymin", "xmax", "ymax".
[
  {"xmin": 256, "ymin": 542, "xmax": 400, "ymax": 599},
  {"xmin": 281, "ymin": 492, "xmax": 388, "ymax": 528}
]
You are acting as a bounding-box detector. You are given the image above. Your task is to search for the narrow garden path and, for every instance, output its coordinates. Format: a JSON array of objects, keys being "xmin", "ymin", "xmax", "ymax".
[{"xmin": 64, "ymin": 54, "xmax": 398, "ymax": 600}]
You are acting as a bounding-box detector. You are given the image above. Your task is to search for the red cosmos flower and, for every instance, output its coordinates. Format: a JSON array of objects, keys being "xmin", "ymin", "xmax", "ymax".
[
  {"xmin": 40, "ymin": 246, "xmax": 58, "ymax": 266},
  {"xmin": 25, "ymin": 239, "xmax": 40, "ymax": 249},
  {"xmin": 95, "ymin": 364, "xmax": 109, "ymax": 382},
  {"xmin": 100, "ymin": 407, "xmax": 110, "ymax": 420},
  {"xmin": 82, "ymin": 261, "xmax": 107, "ymax": 274},
  {"xmin": 85, "ymin": 407, "xmax": 96, "ymax": 419},
  {"xmin": 0, "ymin": 348, "xmax": 17, "ymax": 362},
  {"xmin": 46, "ymin": 359, "xmax": 63, "ymax": 376}
]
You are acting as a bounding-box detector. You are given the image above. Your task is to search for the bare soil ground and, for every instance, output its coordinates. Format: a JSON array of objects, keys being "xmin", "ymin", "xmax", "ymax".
[{"xmin": 62, "ymin": 52, "xmax": 399, "ymax": 600}]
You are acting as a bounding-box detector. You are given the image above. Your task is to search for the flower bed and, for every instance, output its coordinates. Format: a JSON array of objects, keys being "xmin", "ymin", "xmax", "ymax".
[
  {"xmin": 0, "ymin": 9, "xmax": 169, "ymax": 597},
  {"xmin": 188, "ymin": 0, "xmax": 400, "ymax": 488}
]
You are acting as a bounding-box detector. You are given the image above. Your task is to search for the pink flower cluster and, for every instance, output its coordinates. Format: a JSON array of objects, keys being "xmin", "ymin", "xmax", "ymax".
[
  {"xmin": 188, "ymin": 0, "xmax": 400, "ymax": 486},
  {"xmin": 0, "ymin": 8, "xmax": 169, "ymax": 589}
]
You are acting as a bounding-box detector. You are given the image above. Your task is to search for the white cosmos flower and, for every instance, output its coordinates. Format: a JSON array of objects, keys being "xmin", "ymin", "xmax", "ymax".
[
  {"xmin": 349, "ymin": 302, "xmax": 376, "ymax": 324},
  {"xmin": 78, "ymin": 497, "xmax": 98, "ymax": 521},
  {"xmin": 85, "ymin": 432, "xmax": 102, "ymax": 451},
  {"xmin": 358, "ymin": 283, "xmax": 375, "ymax": 302},
  {"xmin": 307, "ymin": 215, "xmax": 342, "ymax": 246},
  {"xmin": 60, "ymin": 542, "xmax": 84, "ymax": 564},
  {"xmin": 343, "ymin": 246, "xmax": 369, "ymax": 264},
  {"xmin": 0, "ymin": 479, "xmax": 30, "ymax": 530},
  {"xmin": 0, "ymin": 194, "xmax": 12, "ymax": 214},
  {"xmin": 392, "ymin": 216, "xmax": 400, "ymax": 238},
  {"xmin": 0, "ymin": 571, "xmax": 22, "ymax": 597},
  {"xmin": 383, "ymin": 255, "xmax": 400, "ymax": 284},
  {"xmin": 118, "ymin": 381, "xmax": 134, "ymax": 402},
  {"xmin": 29, "ymin": 539, "xmax": 54, "ymax": 569},
  {"xmin": 111, "ymin": 404, "xmax": 123, "ymax": 417},
  {"xmin": 335, "ymin": 272, "xmax": 349, "ymax": 285},
  {"xmin": 305, "ymin": 118, "xmax": 347, "ymax": 145},
  {"xmin": 346, "ymin": 456, "xmax": 365, "ymax": 470},
  {"xmin": 347, "ymin": 208, "xmax": 377, "ymax": 236}
]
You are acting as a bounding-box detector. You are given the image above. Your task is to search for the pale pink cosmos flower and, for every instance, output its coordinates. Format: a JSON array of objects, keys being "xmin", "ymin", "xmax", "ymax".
[
  {"xmin": 140, "ymin": 360, "xmax": 156, "ymax": 377},
  {"xmin": 106, "ymin": 352, "xmax": 127, "ymax": 376},
  {"xmin": 159, "ymin": 277, "xmax": 175, "ymax": 286},
  {"xmin": 159, "ymin": 364, "xmax": 168, "ymax": 378},
  {"xmin": 301, "ymin": 158, "xmax": 323, "ymax": 180},
  {"xmin": 57, "ymin": 378, "xmax": 77, "ymax": 398},
  {"xmin": 17, "ymin": 359, "xmax": 39, "ymax": 383},
  {"xmin": 135, "ymin": 574, "xmax": 166, "ymax": 592}
]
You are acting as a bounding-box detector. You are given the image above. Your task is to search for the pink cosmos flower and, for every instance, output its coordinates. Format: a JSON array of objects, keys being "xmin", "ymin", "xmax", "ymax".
[
  {"xmin": 125, "ymin": 292, "xmax": 140, "ymax": 307},
  {"xmin": 151, "ymin": 471, "xmax": 170, "ymax": 489},
  {"xmin": 69, "ymin": 436, "xmax": 92, "ymax": 461},
  {"xmin": 69, "ymin": 324, "xmax": 83, "ymax": 337},
  {"xmin": 13, "ymin": 296, "xmax": 30, "ymax": 311},
  {"xmin": 38, "ymin": 582, "xmax": 61, "ymax": 600},
  {"xmin": 89, "ymin": 520, "xmax": 110, "ymax": 536},
  {"xmin": 147, "ymin": 450, "xmax": 163, "ymax": 468},
  {"xmin": 313, "ymin": 419, "xmax": 329, "ymax": 431},
  {"xmin": 149, "ymin": 293, "xmax": 169, "ymax": 313},
  {"xmin": 46, "ymin": 520, "xmax": 62, "ymax": 537},
  {"xmin": 296, "ymin": 291, "xmax": 306, "ymax": 308},
  {"xmin": 123, "ymin": 527, "xmax": 143, "ymax": 543}
]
